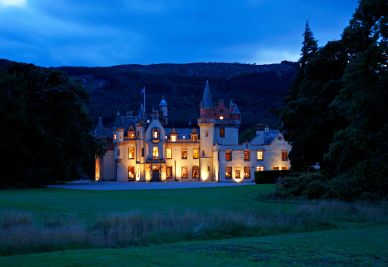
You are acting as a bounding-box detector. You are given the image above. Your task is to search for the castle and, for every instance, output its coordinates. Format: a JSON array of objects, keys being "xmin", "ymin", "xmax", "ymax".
[{"xmin": 94, "ymin": 81, "xmax": 291, "ymax": 182}]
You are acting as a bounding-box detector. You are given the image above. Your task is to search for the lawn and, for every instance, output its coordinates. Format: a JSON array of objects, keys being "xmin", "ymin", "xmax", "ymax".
[
  {"xmin": 0, "ymin": 185, "xmax": 387, "ymax": 266},
  {"xmin": 0, "ymin": 185, "xmax": 294, "ymax": 220}
]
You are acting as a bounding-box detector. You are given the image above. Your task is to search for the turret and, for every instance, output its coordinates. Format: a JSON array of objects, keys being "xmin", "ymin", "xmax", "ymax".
[{"xmin": 159, "ymin": 96, "xmax": 168, "ymax": 126}]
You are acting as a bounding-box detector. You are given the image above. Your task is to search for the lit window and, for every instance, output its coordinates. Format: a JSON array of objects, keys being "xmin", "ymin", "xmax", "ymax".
[
  {"xmin": 219, "ymin": 116, "xmax": 224, "ymax": 120},
  {"xmin": 152, "ymin": 129, "xmax": 159, "ymax": 139},
  {"xmin": 282, "ymin": 151, "xmax": 288, "ymax": 161},
  {"xmin": 273, "ymin": 167, "xmax": 280, "ymax": 170},
  {"xmin": 225, "ymin": 150, "xmax": 232, "ymax": 161},
  {"xmin": 181, "ymin": 149, "xmax": 187, "ymax": 159},
  {"xmin": 166, "ymin": 166, "xmax": 173, "ymax": 178},
  {"xmin": 225, "ymin": 167, "xmax": 232, "ymax": 179},
  {"xmin": 256, "ymin": 166, "xmax": 264, "ymax": 171},
  {"xmin": 113, "ymin": 134, "xmax": 117, "ymax": 140},
  {"xmin": 193, "ymin": 148, "xmax": 199, "ymax": 159},
  {"xmin": 257, "ymin": 150, "xmax": 264, "ymax": 161},
  {"xmin": 244, "ymin": 167, "xmax": 250, "ymax": 179},
  {"xmin": 152, "ymin": 147, "xmax": 159, "ymax": 158},
  {"xmin": 191, "ymin": 135, "xmax": 198, "ymax": 142},
  {"xmin": 171, "ymin": 135, "xmax": 177, "ymax": 142},
  {"xmin": 128, "ymin": 131, "xmax": 135, "ymax": 139},
  {"xmin": 181, "ymin": 166, "xmax": 188, "ymax": 178},
  {"xmin": 282, "ymin": 167, "xmax": 288, "ymax": 170},
  {"xmin": 235, "ymin": 168, "xmax": 241, "ymax": 179},
  {"xmin": 192, "ymin": 166, "xmax": 199, "ymax": 179},
  {"xmin": 128, "ymin": 166, "xmax": 135, "ymax": 180},
  {"xmin": 244, "ymin": 150, "xmax": 250, "ymax": 161},
  {"xmin": 166, "ymin": 148, "xmax": 172, "ymax": 159},
  {"xmin": 128, "ymin": 147, "xmax": 135, "ymax": 159},
  {"xmin": 220, "ymin": 127, "xmax": 225, "ymax": 138}
]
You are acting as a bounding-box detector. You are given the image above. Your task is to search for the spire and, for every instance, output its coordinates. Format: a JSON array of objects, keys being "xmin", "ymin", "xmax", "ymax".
[
  {"xmin": 114, "ymin": 110, "xmax": 123, "ymax": 128},
  {"xmin": 137, "ymin": 104, "xmax": 144, "ymax": 121},
  {"xmin": 159, "ymin": 95, "xmax": 167, "ymax": 107},
  {"xmin": 95, "ymin": 116, "xmax": 104, "ymax": 137},
  {"xmin": 201, "ymin": 80, "xmax": 213, "ymax": 109}
]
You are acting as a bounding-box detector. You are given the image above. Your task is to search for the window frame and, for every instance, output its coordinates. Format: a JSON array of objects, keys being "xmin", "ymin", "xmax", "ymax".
[
  {"xmin": 220, "ymin": 127, "xmax": 225, "ymax": 138},
  {"xmin": 244, "ymin": 150, "xmax": 250, "ymax": 161},
  {"xmin": 181, "ymin": 148, "xmax": 188, "ymax": 159},
  {"xmin": 225, "ymin": 150, "xmax": 232, "ymax": 161},
  {"xmin": 128, "ymin": 147, "xmax": 135, "ymax": 159},
  {"xmin": 225, "ymin": 166, "xmax": 232, "ymax": 179},
  {"xmin": 257, "ymin": 150, "xmax": 264, "ymax": 161},
  {"xmin": 244, "ymin": 166, "xmax": 250, "ymax": 179},
  {"xmin": 193, "ymin": 148, "xmax": 199, "ymax": 159}
]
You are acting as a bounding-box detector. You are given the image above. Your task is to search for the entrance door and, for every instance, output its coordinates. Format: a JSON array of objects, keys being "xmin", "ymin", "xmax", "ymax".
[{"xmin": 151, "ymin": 165, "xmax": 161, "ymax": 182}]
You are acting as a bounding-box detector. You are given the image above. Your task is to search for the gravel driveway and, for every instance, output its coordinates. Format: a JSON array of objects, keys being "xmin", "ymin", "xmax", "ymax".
[{"xmin": 48, "ymin": 180, "xmax": 254, "ymax": 190}]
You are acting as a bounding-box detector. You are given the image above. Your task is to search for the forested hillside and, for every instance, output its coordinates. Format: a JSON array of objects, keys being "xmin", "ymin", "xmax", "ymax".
[{"xmin": 58, "ymin": 62, "xmax": 298, "ymax": 127}]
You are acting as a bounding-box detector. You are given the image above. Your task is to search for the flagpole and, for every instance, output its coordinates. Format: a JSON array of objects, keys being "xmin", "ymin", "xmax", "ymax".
[{"xmin": 143, "ymin": 86, "xmax": 146, "ymax": 119}]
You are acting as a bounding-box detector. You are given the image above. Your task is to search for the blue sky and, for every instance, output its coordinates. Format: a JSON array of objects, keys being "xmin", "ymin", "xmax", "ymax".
[{"xmin": 0, "ymin": 0, "xmax": 359, "ymax": 67}]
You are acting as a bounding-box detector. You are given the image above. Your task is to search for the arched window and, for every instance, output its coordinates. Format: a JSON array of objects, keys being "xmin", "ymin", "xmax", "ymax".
[{"xmin": 152, "ymin": 128, "xmax": 160, "ymax": 139}]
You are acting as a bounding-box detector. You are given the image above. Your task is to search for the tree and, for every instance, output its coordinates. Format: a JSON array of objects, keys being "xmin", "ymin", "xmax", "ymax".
[
  {"xmin": 300, "ymin": 21, "xmax": 319, "ymax": 67},
  {"xmin": 0, "ymin": 62, "xmax": 103, "ymax": 187}
]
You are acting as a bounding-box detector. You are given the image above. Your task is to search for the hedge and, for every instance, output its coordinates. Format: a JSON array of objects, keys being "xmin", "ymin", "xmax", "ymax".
[{"xmin": 254, "ymin": 170, "xmax": 290, "ymax": 184}]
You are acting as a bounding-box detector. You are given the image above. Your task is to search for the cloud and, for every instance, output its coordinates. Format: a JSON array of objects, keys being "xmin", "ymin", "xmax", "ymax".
[{"xmin": 0, "ymin": 0, "xmax": 26, "ymax": 8}]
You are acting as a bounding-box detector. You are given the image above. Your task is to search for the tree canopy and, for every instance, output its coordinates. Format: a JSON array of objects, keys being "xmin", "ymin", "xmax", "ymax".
[
  {"xmin": 0, "ymin": 62, "xmax": 103, "ymax": 187},
  {"xmin": 279, "ymin": 0, "xmax": 388, "ymax": 198}
]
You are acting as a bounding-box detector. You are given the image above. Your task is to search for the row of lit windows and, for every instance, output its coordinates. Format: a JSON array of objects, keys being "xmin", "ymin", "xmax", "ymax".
[
  {"xmin": 225, "ymin": 150, "xmax": 288, "ymax": 161},
  {"xmin": 166, "ymin": 148, "xmax": 199, "ymax": 159},
  {"xmin": 225, "ymin": 166, "xmax": 250, "ymax": 179},
  {"xmin": 127, "ymin": 166, "xmax": 200, "ymax": 179},
  {"xmin": 255, "ymin": 166, "xmax": 288, "ymax": 171}
]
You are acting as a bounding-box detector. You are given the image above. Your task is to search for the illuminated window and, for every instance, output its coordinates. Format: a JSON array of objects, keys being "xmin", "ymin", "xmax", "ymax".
[
  {"xmin": 235, "ymin": 168, "xmax": 241, "ymax": 179},
  {"xmin": 171, "ymin": 135, "xmax": 177, "ymax": 142},
  {"xmin": 95, "ymin": 158, "xmax": 100, "ymax": 181},
  {"xmin": 166, "ymin": 166, "xmax": 173, "ymax": 178},
  {"xmin": 128, "ymin": 147, "xmax": 135, "ymax": 159},
  {"xmin": 225, "ymin": 167, "xmax": 232, "ymax": 179},
  {"xmin": 193, "ymin": 148, "xmax": 199, "ymax": 159},
  {"xmin": 181, "ymin": 149, "xmax": 187, "ymax": 159},
  {"xmin": 244, "ymin": 167, "xmax": 250, "ymax": 179},
  {"xmin": 128, "ymin": 131, "xmax": 135, "ymax": 139},
  {"xmin": 191, "ymin": 135, "xmax": 198, "ymax": 142},
  {"xmin": 152, "ymin": 147, "xmax": 159, "ymax": 158},
  {"xmin": 166, "ymin": 148, "xmax": 172, "ymax": 159},
  {"xmin": 225, "ymin": 150, "xmax": 232, "ymax": 161},
  {"xmin": 244, "ymin": 150, "xmax": 250, "ymax": 161},
  {"xmin": 282, "ymin": 150, "xmax": 288, "ymax": 161},
  {"xmin": 181, "ymin": 166, "xmax": 188, "ymax": 178},
  {"xmin": 273, "ymin": 167, "xmax": 280, "ymax": 170},
  {"xmin": 192, "ymin": 166, "xmax": 199, "ymax": 179},
  {"xmin": 113, "ymin": 134, "xmax": 117, "ymax": 140},
  {"xmin": 141, "ymin": 147, "xmax": 144, "ymax": 157},
  {"xmin": 257, "ymin": 150, "xmax": 264, "ymax": 161},
  {"xmin": 256, "ymin": 166, "xmax": 264, "ymax": 171},
  {"xmin": 220, "ymin": 127, "xmax": 225, "ymax": 138},
  {"xmin": 282, "ymin": 166, "xmax": 288, "ymax": 170},
  {"xmin": 152, "ymin": 128, "xmax": 159, "ymax": 139},
  {"xmin": 219, "ymin": 116, "xmax": 224, "ymax": 120},
  {"xmin": 128, "ymin": 166, "xmax": 135, "ymax": 180}
]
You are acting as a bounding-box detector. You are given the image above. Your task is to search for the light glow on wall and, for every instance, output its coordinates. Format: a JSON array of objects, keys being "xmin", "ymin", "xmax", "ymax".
[{"xmin": 95, "ymin": 158, "xmax": 100, "ymax": 181}]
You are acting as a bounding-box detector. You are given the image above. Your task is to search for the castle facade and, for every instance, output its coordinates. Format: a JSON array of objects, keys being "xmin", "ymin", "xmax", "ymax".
[{"xmin": 94, "ymin": 81, "xmax": 291, "ymax": 182}]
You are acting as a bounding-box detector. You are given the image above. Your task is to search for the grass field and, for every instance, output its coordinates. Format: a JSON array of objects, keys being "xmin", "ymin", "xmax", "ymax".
[{"xmin": 0, "ymin": 185, "xmax": 387, "ymax": 266}]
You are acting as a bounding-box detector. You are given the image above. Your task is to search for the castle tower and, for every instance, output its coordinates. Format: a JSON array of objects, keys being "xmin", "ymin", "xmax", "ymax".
[
  {"xmin": 198, "ymin": 80, "xmax": 215, "ymax": 181},
  {"xmin": 159, "ymin": 96, "xmax": 168, "ymax": 126}
]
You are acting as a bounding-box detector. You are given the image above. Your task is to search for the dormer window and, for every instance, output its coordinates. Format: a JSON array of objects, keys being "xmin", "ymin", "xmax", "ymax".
[
  {"xmin": 128, "ymin": 131, "xmax": 135, "ymax": 139},
  {"xmin": 171, "ymin": 135, "xmax": 177, "ymax": 142},
  {"xmin": 152, "ymin": 128, "xmax": 159, "ymax": 139}
]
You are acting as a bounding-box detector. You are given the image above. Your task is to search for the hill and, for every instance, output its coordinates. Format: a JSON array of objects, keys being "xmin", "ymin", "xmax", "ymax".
[{"xmin": 58, "ymin": 62, "xmax": 298, "ymax": 128}]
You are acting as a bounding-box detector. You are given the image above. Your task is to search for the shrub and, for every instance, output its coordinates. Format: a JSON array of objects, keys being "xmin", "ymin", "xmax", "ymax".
[{"xmin": 254, "ymin": 170, "xmax": 290, "ymax": 184}]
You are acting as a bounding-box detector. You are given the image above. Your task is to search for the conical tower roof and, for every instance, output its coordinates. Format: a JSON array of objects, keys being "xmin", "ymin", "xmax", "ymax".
[{"xmin": 201, "ymin": 80, "xmax": 213, "ymax": 108}]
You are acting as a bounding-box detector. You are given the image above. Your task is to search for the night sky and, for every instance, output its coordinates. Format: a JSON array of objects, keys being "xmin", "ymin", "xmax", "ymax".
[{"xmin": 0, "ymin": 0, "xmax": 358, "ymax": 67}]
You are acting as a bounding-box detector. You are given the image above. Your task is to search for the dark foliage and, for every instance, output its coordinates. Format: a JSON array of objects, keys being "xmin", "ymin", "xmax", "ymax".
[
  {"xmin": 254, "ymin": 170, "xmax": 290, "ymax": 184},
  {"xmin": 0, "ymin": 62, "xmax": 103, "ymax": 187},
  {"xmin": 58, "ymin": 62, "xmax": 298, "ymax": 128},
  {"xmin": 279, "ymin": 0, "xmax": 388, "ymax": 199}
]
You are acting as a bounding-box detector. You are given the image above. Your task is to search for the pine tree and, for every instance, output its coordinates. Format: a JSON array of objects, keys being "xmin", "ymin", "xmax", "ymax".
[{"xmin": 300, "ymin": 21, "xmax": 318, "ymax": 67}]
